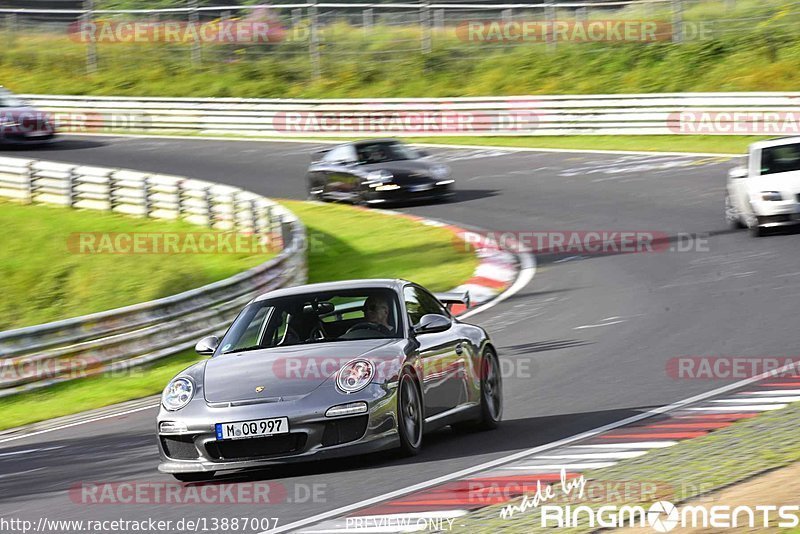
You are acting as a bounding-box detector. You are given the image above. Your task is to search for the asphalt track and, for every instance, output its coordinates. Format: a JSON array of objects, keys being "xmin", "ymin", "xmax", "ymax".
[{"xmin": 2, "ymin": 136, "xmax": 798, "ymax": 532}]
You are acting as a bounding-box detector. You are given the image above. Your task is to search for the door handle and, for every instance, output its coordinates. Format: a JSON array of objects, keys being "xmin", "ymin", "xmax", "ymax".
[{"xmin": 455, "ymin": 343, "xmax": 464, "ymax": 355}]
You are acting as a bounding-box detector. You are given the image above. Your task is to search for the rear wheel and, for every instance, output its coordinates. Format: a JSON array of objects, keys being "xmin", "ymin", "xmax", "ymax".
[
  {"xmin": 454, "ymin": 348, "xmax": 503, "ymax": 432},
  {"xmin": 397, "ymin": 368, "xmax": 423, "ymax": 456}
]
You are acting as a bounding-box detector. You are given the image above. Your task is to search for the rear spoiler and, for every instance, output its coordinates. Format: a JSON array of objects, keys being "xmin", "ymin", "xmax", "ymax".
[{"xmin": 434, "ymin": 290, "xmax": 471, "ymax": 313}]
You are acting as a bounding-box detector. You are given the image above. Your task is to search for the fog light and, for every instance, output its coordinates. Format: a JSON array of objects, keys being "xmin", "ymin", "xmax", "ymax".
[
  {"xmin": 325, "ymin": 402, "xmax": 368, "ymax": 417},
  {"xmin": 436, "ymin": 179, "xmax": 455, "ymax": 185},
  {"xmin": 159, "ymin": 421, "xmax": 188, "ymax": 433},
  {"xmin": 375, "ymin": 184, "xmax": 401, "ymax": 191}
]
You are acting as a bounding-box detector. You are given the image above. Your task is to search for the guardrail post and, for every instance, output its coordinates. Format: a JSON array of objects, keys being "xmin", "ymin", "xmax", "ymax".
[
  {"xmin": 250, "ymin": 199, "xmax": 259, "ymax": 235},
  {"xmin": 420, "ymin": 1, "xmax": 432, "ymax": 54},
  {"xmin": 66, "ymin": 168, "xmax": 77, "ymax": 208},
  {"xmin": 309, "ymin": 1, "xmax": 321, "ymax": 79},
  {"xmin": 176, "ymin": 180, "xmax": 185, "ymax": 218},
  {"xmin": 142, "ymin": 176, "xmax": 152, "ymax": 217},
  {"xmin": 204, "ymin": 187, "xmax": 215, "ymax": 228},
  {"xmin": 575, "ymin": 7, "xmax": 587, "ymax": 22},
  {"xmin": 672, "ymin": 0, "xmax": 684, "ymax": 43},
  {"xmin": 231, "ymin": 191, "xmax": 240, "ymax": 231},
  {"xmin": 83, "ymin": 0, "xmax": 97, "ymax": 74},
  {"xmin": 291, "ymin": 8, "xmax": 302, "ymax": 29},
  {"xmin": 25, "ymin": 161, "xmax": 35, "ymax": 204},
  {"xmin": 108, "ymin": 171, "xmax": 117, "ymax": 211},
  {"xmin": 189, "ymin": 0, "xmax": 201, "ymax": 66}
]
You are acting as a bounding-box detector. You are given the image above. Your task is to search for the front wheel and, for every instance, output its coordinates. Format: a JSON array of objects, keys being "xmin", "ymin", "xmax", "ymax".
[
  {"xmin": 725, "ymin": 195, "xmax": 745, "ymax": 229},
  {"xmin": 397, "ymin": 368, "xmax": 423, "ymax": 456}
]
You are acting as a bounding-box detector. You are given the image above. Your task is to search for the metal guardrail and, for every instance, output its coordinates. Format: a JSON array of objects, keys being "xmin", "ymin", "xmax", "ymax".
[
  {"xmin": 0, "ymin": 156, "xmax": 307, "ymax": 398},
  {"xmin": 18, "ymin": 92, "xmax": 800, "ymax": 136}
]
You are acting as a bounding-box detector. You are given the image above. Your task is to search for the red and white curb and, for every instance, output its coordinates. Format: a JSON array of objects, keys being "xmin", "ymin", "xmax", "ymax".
[
  {"xmin": 287, "ymin": 373, "xmax": 800, "ymax": 533},
  {"xmin": 370, "ymin": 208, "xmax": 521, "ymax": 314}
]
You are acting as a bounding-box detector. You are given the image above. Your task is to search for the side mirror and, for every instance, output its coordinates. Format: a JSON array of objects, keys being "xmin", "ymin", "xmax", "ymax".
[
  {"xmin": 413, "ymin": 314, "xmax": 451, "ymax": 335},
  {"xmin": 728, "ymin": 166, "xmax": 748, "ymax": 180},
  {"xmin": 195, "ymin": 335, "xmax": 219, "ymax": 356}
]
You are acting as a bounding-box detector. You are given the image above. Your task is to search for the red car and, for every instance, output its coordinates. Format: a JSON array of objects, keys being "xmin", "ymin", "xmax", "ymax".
[{"xmin": 0, "ymin": 87, "xmax": 57, "ymax": 145}]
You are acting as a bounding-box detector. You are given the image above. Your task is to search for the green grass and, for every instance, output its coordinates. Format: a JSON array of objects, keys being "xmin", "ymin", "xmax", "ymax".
[
  {"xmin": 283, "ymin": 200, "xmax": 476, "ymax": 290},
  {"xmin": 0, "ymin": 200, "xmax": 271, "ymax": 331},
  {"xmin": 408, "ymin": 135, "xmax": 765, "ymax": 155},
  {"xmin": 0, "ymin": 200, "xmax": 477, "ymax": 430},
  {"xmin": 1, "ymin": 1, "xmax": 798, "ymax": 97}
]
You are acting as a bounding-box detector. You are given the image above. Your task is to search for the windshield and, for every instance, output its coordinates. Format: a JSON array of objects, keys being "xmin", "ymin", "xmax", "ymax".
[
  {"xmin": 0, "ymin": 90, "xmax": 26, "ymax": 108},
  {"xmin": 760, "ymin": 143, "xmax": 800, "ymax": 175},
  {"xmin": 356, "ymin": 142, "xmax": 421, "ymax": 164},
  {"xmin": 217, "ymin": 288, "xmax": 402, "ymax": 354}
]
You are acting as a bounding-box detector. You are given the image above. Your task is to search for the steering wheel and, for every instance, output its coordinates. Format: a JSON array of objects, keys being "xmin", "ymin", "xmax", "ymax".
[
  {"xmin": 346, "ymin": 322, "xmax": 388, "ymax": 334},
  {"xmin": 307, "ymin": 324, "xmax": 326, "ymax": 342}
]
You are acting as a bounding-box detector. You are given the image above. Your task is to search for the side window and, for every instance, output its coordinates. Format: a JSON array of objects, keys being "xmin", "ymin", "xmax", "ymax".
[
  {"xmin": 404, "ymin": 286, "xmax": 446, "ymax": 326},
  {"xmin": 324, "ymin": 145, "xmax": 356, "ymax": 164}
]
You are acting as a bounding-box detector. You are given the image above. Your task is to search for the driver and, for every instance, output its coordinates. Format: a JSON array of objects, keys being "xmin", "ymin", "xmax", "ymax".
[
  {"xmin": 343, "ymin": 295, "xmax": 393, "ymax": 337},
  {"xmin": 364, "ymin": 295, "xmax": 391, "ymax": 332}
]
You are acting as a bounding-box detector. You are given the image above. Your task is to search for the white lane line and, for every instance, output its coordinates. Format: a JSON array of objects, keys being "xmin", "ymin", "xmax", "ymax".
[
  {"xmin": 711, "ymin": 397, "xmax": 800, "ymax": 404},
  {"xmin": 261, "ymin": 359, "xmax": 800, "ymax": 534},
  {"xmin": 0, "ymin": 403, "xmax": 158, "ymax": 445},
  {"xmin": 532, "ymin": 451, "xmax": 648, "ymax": 460},
  {"xmin": 574, "ymin": 320, "xmax": 625, "ymax": 330},
  {"xmin": 0, "ymin": 445, "xmax": 63, "ymax": 458},
  {"xmin": 61, "ymin": 133, "xmax": 741, "ymax": 158},
  {"xmin": 684, "ymin": 405, "xmax": 787, "ymax": 412},
  {"xmin": 563, "ymin": 441, "xmax": 678, "ymax": 450},
  {"xmin": 0, "ymin": 467, "xmax": 45, "ymax": 480},
  {"xmin": 502, "ymin": 462, "xmax": 618, "ymax": 470},
  {"xmin": 299, "ymin": 511, "xmax": 469, "ymax": 534},
  {"xmin": 740, "ymin": 390, "xmax": 800, "ymax": 395}
]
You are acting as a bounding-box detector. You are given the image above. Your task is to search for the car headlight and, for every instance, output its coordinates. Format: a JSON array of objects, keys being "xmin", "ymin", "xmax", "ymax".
[
  {"xmin": 431, "ymin": 164, "xmax": 450, "ymax": 179},
  {"xmin": 336, "ymin": 359, "xmax": 375, "ymax": 393},
  {"xmin": 760, "ymin": 191, "xmax": 783, "ymax": 201},
  {"xmin": 162, "ymin": 377, "xmax": 194, "ymax": 411},
  {"xmin": 367, "ymin": 170, "xmax": 394, "ymax": 182}
]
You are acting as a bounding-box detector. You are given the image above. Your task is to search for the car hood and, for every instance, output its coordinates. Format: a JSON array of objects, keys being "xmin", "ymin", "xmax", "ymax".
[
  {"xmin": 361, "ymin": 159, "xmax": 441, "ymax": 184},
  {"xmin": 203, "ymin": 338, "xmax": 401, "ymax": 403},
  {"xmin": 747, "ymin": 170, "xmax": 800, "ymax": 195}
]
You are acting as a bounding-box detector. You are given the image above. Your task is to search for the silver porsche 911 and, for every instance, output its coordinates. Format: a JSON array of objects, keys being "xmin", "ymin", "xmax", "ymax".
[{"xmin": 157, "ymin": 279, "xmax": 502, "ymax": 481}]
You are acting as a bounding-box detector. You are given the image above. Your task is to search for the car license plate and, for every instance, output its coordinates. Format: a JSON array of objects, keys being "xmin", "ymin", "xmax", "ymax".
[
  {"xmin": 215, "ymin": 417, "xmax": 289, "ymax": 440},
  {"xmin": 25, "ymin": 132, "xmax": 49, "ymax": 137}
]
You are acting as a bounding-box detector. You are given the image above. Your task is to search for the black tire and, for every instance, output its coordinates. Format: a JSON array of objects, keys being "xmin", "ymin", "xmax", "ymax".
[
  {"xmin": 397, "ymin": 368, "xmax": 423, "ymax": 456},
  {"xmin": 453, "ymin": 348, "xmax": 503, "ymax": 432},
  {"xmin": 172, "ymin": 472, "xmax": 214, "ymax": 483},
  {"xmin": 725, "ymin": 195, "xmax": 745, "ymax": 229}
]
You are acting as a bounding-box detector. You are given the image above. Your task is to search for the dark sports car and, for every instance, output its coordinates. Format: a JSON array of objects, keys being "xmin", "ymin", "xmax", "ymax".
[
  {"xmin": 0, "ymin": 88, "xmax": 57, "ymax": 145},
  {"xmin": 157, "ymin": 279, "xmax": 501, "ymax": 481},
  {"xmin": 306, "ymin": 139, "xmax": 455, "ymax": 205}
]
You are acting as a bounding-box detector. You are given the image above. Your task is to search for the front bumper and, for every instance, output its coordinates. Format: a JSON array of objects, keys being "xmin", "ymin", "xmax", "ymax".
[
  {"xmin": 157, "ymin": 383, "xmax": 399, "ymax": 474},
  {"xmin": 364, "ymin": 182, "xmax": 454, "ymax": 205},
  {"xmin": 0, "ymin": 131, "xmax": 57, "ymax": 145}
]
